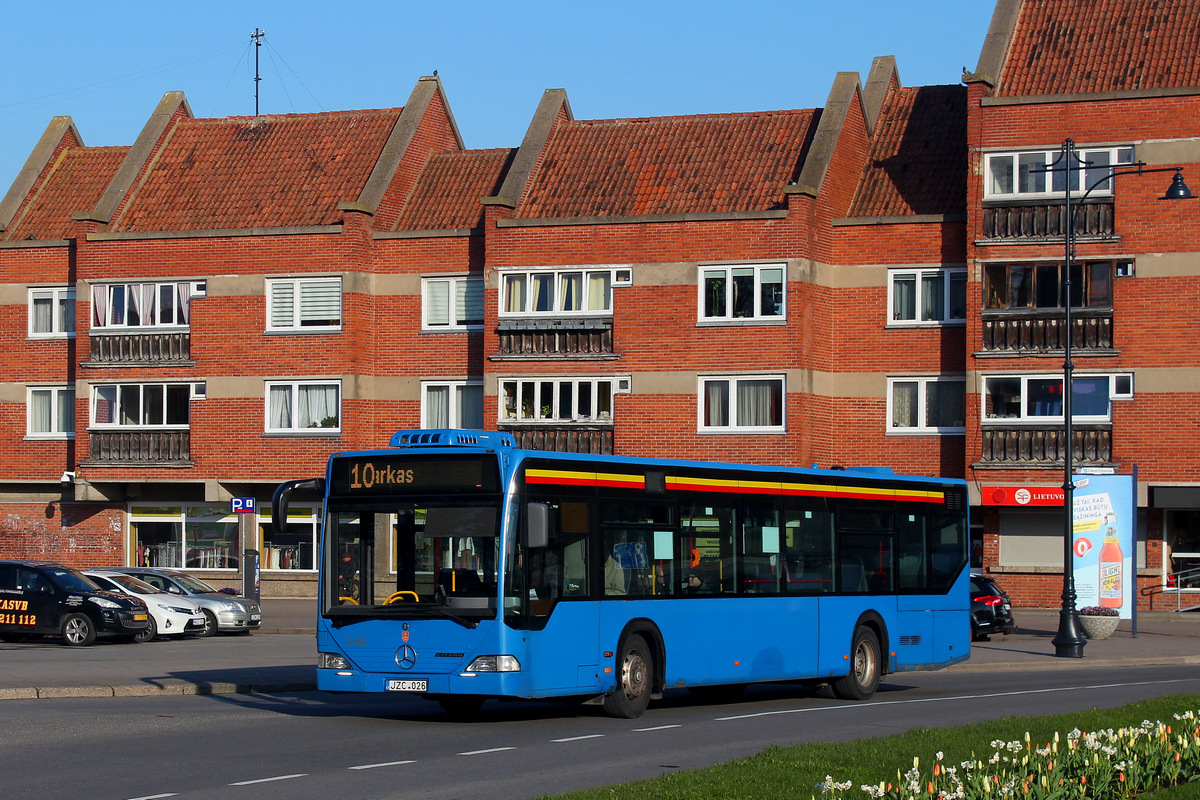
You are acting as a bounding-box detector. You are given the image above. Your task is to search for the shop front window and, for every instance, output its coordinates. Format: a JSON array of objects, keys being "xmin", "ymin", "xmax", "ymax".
[{"xmin": 130, "ymin": 505, "xmax": 240, "ymax": 570}]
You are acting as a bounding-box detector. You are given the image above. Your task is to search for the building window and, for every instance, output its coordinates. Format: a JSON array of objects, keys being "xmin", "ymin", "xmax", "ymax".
[
  {"xmin": 422, "ymin": 276, "xmax": 484, "ymax": 330},
  {"xmin": 889, "ymin": 268, "xmax": 966, "ymax": 325},
  {"xmin": 500, "ymin": 377, "xmax": 621, "ymax": 423},
  {"xmin": 888, "ymin": 377, "xmax": 966, "ymax": 434},
  {"xmin": 500, "ymin": 268, "xmax": 615, "ymax": 316},
  {"xmin": 91, "ymin": 383, "xmax": 190, "ymax": 428},
  {"xmin": 423, "ymin": 381, "xmax": 484, "ymax": 428},
  {"xmin": 27, "ymin": 386, "xmax": 75, "ymax": 438},
  {"xmin": 266, "ymin": 380, "xmax": 341, "ymax": 432},
  {"xmin": 266, "ymin": 277, "xmax": 342, "ymax": 331},
  {"xmin": 984, "ymin": 146, "xmax": 1134, "ymax": 200},
  {"xmin": 982, "ymin": 374, "xmax": 1131, "ymax": 423},
  {"xmin": 91, "ymin": 282, "xmax": 192, "ymax": 329},
  {"xmin": 131, "ymin": 505, "xmax": 240, "ymax": 570},
  {"xmin": 257, "ymin": 506, "xmax": 316, "ymax": 571},
  {"xmin": 29, "ymin": 287, "xmax": 75, "ymax": 338},
  {"xmin": 699, "ymin": 375, "xmax": 785, "ymax": 432},
  {"xmin": 699, "ymin": 263, "xmax": 785, "ymax": 322},
  {"xmin": 984, "ymin": 261, "xmax": 1114, "ymax": 311}
]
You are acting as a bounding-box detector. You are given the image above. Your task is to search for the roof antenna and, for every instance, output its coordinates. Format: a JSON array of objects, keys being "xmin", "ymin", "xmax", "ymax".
[{"xmin": 251, "ymin": 28, "xmax": 266, "ymax": 116}]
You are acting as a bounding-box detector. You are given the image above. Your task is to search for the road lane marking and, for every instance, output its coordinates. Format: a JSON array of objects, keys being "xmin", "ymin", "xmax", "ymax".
[
  {"xmin": 459, "ymin": 747, "xmax": 516, "ymax": 756},
  {"xmin": 633, "ymin": 724, "xmax": 682, "ymax": 732},
  {"xmin": 553, "ymin": 734, "xmax": 605, "ymax": 742},
  {"xmin": 714, "ymin": 678, "xmax": 1199, "ymax": 721},
  {"xmin": 348, "ymin": 760, "xmax": 416, "ymax": 770},
  {"xmin": 126, "ymin": 795, "xmax": 177, "ymax": 800},
  {"xmin": 229, "ymin": 774, "xmax": 308, "ymax": 786}
]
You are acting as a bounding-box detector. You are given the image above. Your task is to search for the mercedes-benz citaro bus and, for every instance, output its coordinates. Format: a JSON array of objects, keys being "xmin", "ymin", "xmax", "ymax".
[{"xmin": 272, "ymin": 429, "xmax": 970, "ymax": 718}]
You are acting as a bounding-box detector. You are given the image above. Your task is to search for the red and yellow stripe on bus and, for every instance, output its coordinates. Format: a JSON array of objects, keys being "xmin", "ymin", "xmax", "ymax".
[{"xmin": 524, "ymin": 468, "xmax": 944, "ymax": 504}]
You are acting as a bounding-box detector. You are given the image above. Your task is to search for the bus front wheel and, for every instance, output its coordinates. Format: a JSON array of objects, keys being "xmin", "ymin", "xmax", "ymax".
[
  {"xmin": 603, "ymin": 633, "xmax": 653, "ymax": 719},
  {"xmin": 832, "ymin": 626, "xmax": 881, "ymax": 701}
]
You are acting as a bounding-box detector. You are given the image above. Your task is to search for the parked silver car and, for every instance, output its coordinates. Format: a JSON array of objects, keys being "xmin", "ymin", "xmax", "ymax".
[
  {"xmin": 111, "ymin": 568, "xmax": 261, "ymax": 636},
  {"xmin": 84, "ymin": 570, "xmax": 207, "ymax": 642}
]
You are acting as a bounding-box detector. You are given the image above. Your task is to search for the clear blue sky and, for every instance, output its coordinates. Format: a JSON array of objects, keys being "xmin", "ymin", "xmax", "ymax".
[{"xmin": 0, "ymin": 1, "xmax": 996, "ymax": 193}]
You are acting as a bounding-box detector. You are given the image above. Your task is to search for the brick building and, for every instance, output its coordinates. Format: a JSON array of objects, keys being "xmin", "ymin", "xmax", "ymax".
[{"xmin": 0, "ymin": 0, "xmax": 1196, "ymax": 607}]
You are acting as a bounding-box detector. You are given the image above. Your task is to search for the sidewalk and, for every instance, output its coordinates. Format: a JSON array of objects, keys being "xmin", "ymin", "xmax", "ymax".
[{"xmin": 0, "ymin": 601, "xmax": 1195, "ymax": 700}]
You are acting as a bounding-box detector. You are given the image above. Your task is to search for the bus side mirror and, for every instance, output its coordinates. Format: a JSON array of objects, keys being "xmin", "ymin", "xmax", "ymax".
[
  {"xmin": 527, "ymin": 503, "xmax": 550, "ymax": 549},
  {"xmin": 272, "ymin": 478, "xmax": 325, "ymax": 534}
]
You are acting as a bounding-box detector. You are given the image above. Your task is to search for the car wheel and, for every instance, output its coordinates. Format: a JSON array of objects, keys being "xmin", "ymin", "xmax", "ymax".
[
  {"xmin": 603, "ymin": 633, "xmax": 653, "ymax": 719},
  {"xmin": 832, "ymin": 626, "xmax": 881, "ymax": 700},
  {"xmin": 134, "ymin": 615, "xmax": 158, "ymax": 643},
  {"xmin": 199, "ymin": 610, "xmax": 218, "ymax": 638},
  {"xmin": 61, "ymin": 613, "xmax": 96, "ymax": 647}
]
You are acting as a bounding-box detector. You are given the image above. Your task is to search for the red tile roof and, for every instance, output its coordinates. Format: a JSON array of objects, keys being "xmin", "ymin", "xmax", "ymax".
[
  {"xmin": 848, "ymin": 85, "xmax": 967, "ymax": 218},
  {"xmin": 111, "ymin": 108, "xmax": 403, "ymax": 232},
  {"xmin": 515, "ymin": 111, "xmax": 817, "ymax": 219},
  {"xmin": 395, "ymin": 148, "xmax": 515, "ymax": 231},
  {"xmin": 999, "ymin": 0, "xmax": 1200, "ymax": 96},
  {"xmin": 3, "ymin": 146, "xmax": 129, "ymax": 242}
]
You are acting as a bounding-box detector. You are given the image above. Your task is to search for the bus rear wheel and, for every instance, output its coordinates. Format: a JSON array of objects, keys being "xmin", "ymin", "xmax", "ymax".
[
  {"xmin": 832, "ymin": 626, "xmax": 881, "ymax": 700},
  {"xmin": 603, "ymin": 633, "xmax": 652, "ymax": 719}
]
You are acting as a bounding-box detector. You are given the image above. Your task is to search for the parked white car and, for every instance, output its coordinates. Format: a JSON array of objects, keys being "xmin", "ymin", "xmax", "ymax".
[{"xmin": 85, "ymin": 570, "xmax": 207, "ymax": 642}]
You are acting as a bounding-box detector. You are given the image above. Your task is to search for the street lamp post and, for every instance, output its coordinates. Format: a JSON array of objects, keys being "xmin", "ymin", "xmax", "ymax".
[{"xmin": 1036, "ymin": 139, "xmax": 1193, "ymax": 658}]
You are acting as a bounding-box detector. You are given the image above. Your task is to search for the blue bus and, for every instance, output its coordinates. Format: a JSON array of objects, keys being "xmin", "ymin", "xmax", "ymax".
[{"xmin": 272, "ymin": 429, "xmax": 970, "ymax": 718}]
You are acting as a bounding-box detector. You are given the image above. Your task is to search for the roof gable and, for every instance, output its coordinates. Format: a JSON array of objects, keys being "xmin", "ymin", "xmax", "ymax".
[
  {"xmin": 394, "ymin": 148, "xmax": 515, "ymax": 231},
  {"xmin": 999, "ymin": 0, "xmax": 1200, "ymax": 96},
  {"xmin": 3, "ymin": 146, "xmax": 129, "ymax": 242},
  {"xmin": 515, "ymin": 110, "xmax": 818, "ymax": 219},
  {"xmin": 110, "ymin": 108, "xmax": 403, "ymax": 232},
  {"xmin": 848, "ymin": 85, "xmax": 967, "ymax": 218}
]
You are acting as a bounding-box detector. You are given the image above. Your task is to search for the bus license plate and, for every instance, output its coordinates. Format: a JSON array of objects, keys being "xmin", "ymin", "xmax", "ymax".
[{"xmin": 387, "ymin": 680, "xmax": 427, "ymax": 692}]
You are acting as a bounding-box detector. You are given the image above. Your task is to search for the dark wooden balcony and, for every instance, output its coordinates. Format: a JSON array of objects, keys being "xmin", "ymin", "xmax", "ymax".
[
  {"xmin": 979, "ymin": 424, "xmax": 1111, "ymax": 465},
  {"xmin": 85, "ymin": 430, "xmax": 192, "ymax": 465},
  {"xmin": 502, "ymin": 425, "xmax": 613, "ymax": 454},
  {"xmin": 981, "ymin": 199, "xmax": 1113, "ymax": 241},
  {"xmin": 981, "ymin": 309, "xmax": 1113, "ymax": 352},
  {"xmin": 87, "ymin": 331, "xmax": 192, "ymax": 365},
  {"xmin": 494, "ymin": 318, "xmax": 614, "ymax": 359}
]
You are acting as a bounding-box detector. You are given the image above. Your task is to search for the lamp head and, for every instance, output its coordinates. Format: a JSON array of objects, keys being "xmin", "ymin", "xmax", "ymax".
[{"xmin": 1162, "ymin": 171, "xmax": 1195, "ymax": 200}]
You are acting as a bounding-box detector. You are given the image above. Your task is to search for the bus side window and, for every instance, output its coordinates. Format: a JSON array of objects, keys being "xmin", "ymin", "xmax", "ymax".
[
  {"xmin": 897, "ymin": 512, "xmax": 927, "ymax": 590},
  {"xmin": 740, "ymin": 500, "xmax": 782, "ymax": 595},
  {"xmin": 784, "ymin": 501, "xmax": 834, "ymax": 593}
]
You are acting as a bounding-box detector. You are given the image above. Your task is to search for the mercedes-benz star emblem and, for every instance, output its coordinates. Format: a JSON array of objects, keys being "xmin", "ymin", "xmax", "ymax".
[{"xmin": 396, "ymin": 645, "xmax": 417, "ymax": 670}]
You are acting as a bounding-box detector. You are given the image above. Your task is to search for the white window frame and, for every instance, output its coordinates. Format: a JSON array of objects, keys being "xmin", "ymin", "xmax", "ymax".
[
  {"xmin": 499, "ymin": 377, "xmax": 623, "ymax": 424},
  {"xmin": 90, "ymin": 282, "xmax": 193, "ymax": 330},
  {"xmin": 28, "ymin": 286, "xmax": 75, "ymax": 339},
  {"xmin": 26, "ymin": 385, "xmax": 75, "ymax": 439},
  {"xmin": 421, "ymin": 276, "xmax": 484, "ymax": 331},
  {"xmin": 887, "ymin": 268, "xmax": 966, "ymax": 326},
  {"xmin": 981, "ymin": 373, "xmax": 1132, "ymax": 424},
  {"xmin": 697, "ymin": 374, "xmax": 786, "ymax": 433},
  {"xmin": 90, "ymin": 383, "xmax": 191, "ymax": 429},
  {"xmin": 265, "ymin": 276, "xmax": 342, "ymax": 332},
  {"xmin": 130, "ymin": 504, "xmax": 240, "ymax": 571},
  {"xmin": 421, "ymin": 381, "xmax": 484, "ymax": 429},
  {"xmin": 264, "ymin": 380, "xmax": 341, "ymax": 433},
  {"xmin": 257, "ymin": 505, "xmax": 318, "ymax": 573},
  {"xmin": 698, "ymin": 263, "xmax": 786, "ymax": 324},
  {"xmin": 886, "ymin": 377, "xmax": 966, "ymax": 434},
  {"xmin": 984, "ymin": 146, "xmax": 1134, "ymax": 200},
  {"xmin": 498, "ymin": 267, "xmax": 617, "ymax": 317}
]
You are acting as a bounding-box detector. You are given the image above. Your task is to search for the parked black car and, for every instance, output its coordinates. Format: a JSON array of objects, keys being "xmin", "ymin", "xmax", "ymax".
[
  {"xmin": 970, "ymin": 573, "xmax": 1016, "ymax": 641},
  {"xmin": 0, "ymin": 560, "xmax": 150, "ymax": 646}
]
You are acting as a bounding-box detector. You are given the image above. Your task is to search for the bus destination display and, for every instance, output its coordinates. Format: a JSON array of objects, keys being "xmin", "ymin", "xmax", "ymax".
[{"xmin": 331, "ymin": 455, "xmax": 498, "ymax": 496}]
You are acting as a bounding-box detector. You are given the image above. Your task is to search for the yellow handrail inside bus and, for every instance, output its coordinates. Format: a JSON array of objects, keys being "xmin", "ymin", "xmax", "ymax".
[
  {"xmin": 339, "ymin": 596, "xmax": 358, "ymax": 605},
  {"xmin": 383, "ymin": 591, "xmax": 419, "ymax": 604}
]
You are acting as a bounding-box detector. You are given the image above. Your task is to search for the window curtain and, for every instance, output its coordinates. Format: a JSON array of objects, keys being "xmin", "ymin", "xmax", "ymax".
[
  {"xmin": 92, "ymin": 285, "xmax": 108, "ymax": 328},
  {"xmin": 703, "ymin": 271, "xmax": 726, "ymax": 318},
  {"xmin": 737, "ymin": 379, "xmax": 779, "ymax": 427},
  {"xmin": 299, "ymin": 279, "xmax": 341, "ymax": 326},
  {"xmin": 504, "ymin": 275, "xmax": 526, "ymax": 313},
  {"xmin": 30, "ymin": 390, "xmax": 51, "ymax": 433},
  {"xmin": 57, "ymin": 389, "xmax": 75, "ymax": 433},
  {"xmin": 892, "ymin": 275, "xmax": 915, "ymax": 321},
  {"xmin": 587, "ymin": 272, "xmax": 611, "ymax": 311},
  {"xmin": 426, "ymin": 386, "xmax": 449, "ymax": 427},
  {"xmin": 456, "ymin": 280, "xmax": 484, "ymax": 325},
  {"xmin": 921, "ymin": 272, "xmax": 945, "ymax": 321},
  {"xmin": 270, "ymin": 283, "xmax": 295, "ymax": 328},
  {"xmin": 457, "ymin": 385, "xmax": 483, "ymax": 428},
  {"xmin": 297, "ymin": 384, "xmax": 338, "ymax": 428},
  {"xmin": 177, "ymin": 282, "xmax": 191, "ymax": 324},
  {"xmin": 532, "ymin": 274, "xmax": 554, "ymax": 312},
  {"xmin": 31, "ymin": 294, "xmax": 52, "ymax": 333},
  {"xmin": 561, "ymin": 273, "xmax": 582, "ymax": 312},
  {"xmin": 269, "ymin": 386, "xmax": 292, "ymax": 429},
  {"xmin": 925, "ymin": 382, "xmax": 965, "ymax": 429},
  {"xmin": 704, "ymin": 381, "xmax": 729, "ymax": 427},
  {"xmin": 892, "ymin": 382, "xmax": 917, "ymax": 427},
  {"xmin": 426, "ymin": 281, "xmax": 450, "ymax": 326}
]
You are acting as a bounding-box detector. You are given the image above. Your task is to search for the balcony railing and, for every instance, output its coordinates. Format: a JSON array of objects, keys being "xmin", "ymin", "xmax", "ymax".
[
  {"xmin": 981, "ymin": 199, "xmax": 1114, "ymax": 241},
  {"xmin": 979, "ymin": 424, "xmax": 1111, "ymax": 465},
  {"xmin": 86, "ymin": 429, "xmax": 192, "ymax": 465},
  {"xmin": 981, "ymin": 309, "xmax": 1113, "ymax": 352},
  {"xmin": 88, "ymin": 331, "xmax": 191, "ymax": 365},
  {"xmin": 495, "ymin": 318, "xmax": 614, "ymax": 359},
  {"xmin": 502, "ymin": 425, "xmax": 614, "ymax": 454}
]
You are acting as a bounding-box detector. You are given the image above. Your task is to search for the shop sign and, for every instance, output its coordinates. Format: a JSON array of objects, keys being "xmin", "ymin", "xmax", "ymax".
[{"xmin": 982, "ymin": 486, "xmax": 1064, "ymax": 507}]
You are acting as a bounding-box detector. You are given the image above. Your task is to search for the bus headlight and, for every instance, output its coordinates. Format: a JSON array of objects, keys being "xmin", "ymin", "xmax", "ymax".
[
  {"xmin": 465, "ymin": 655, "xmax": 520, "ymax": 673},
  {"xmin": 319, "ymin": 652, "xmax": 351, "ymax": 670}
]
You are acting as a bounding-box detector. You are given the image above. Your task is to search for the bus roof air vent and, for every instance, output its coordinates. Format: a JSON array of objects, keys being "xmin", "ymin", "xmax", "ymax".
[{"xmin": 389, "ymin": 429, "xmax": 516, "ymax": 449}]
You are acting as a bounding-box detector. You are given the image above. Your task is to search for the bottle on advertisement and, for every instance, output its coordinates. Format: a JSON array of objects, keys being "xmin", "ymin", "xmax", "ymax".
[{"xmin": 1099, "ymin": 521, "xmax": 1123, "ymax": 609}]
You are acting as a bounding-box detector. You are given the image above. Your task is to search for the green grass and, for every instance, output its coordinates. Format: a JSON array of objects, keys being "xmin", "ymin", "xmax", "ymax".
[{"xmin": 533, "ymin": 693, "xmax": 1200, "ymax": 800}]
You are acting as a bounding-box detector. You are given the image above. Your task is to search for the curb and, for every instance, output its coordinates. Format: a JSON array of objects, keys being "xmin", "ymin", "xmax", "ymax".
[{"xmin": 0, "ymin": 680, "xmax": 317, "ymax": 701}]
